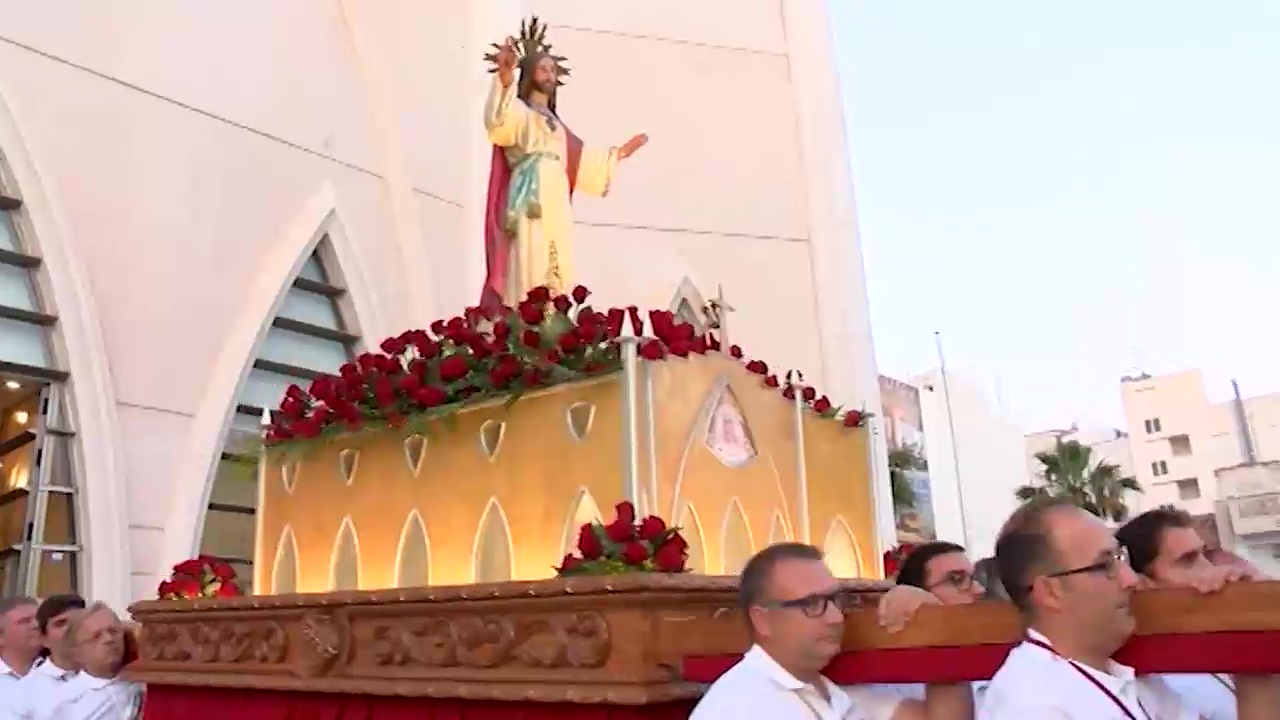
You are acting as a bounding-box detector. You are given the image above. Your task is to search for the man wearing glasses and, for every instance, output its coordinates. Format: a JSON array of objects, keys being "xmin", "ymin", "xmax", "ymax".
[
  {"xmin": 870, "ymin": 541, "xmax": 988, "ymax": 704},
  {"xmin": 979, "ymin": 498, "xmax": 1279, "ymax": 720},
  {"xmin": 689, "ymin": 542, "xmax": 974, "ymax": 720}
]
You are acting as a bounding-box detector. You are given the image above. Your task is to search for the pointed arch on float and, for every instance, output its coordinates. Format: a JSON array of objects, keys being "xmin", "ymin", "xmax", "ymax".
[
  {"xmin": 768, "ymin": 510, "xmax": 791, "ymax": 545},
  {"xmin": 558, "ymin": 487, "xmax": 604, "ymax": 556},
  {"xmin": 394, "ymin": 509, "xmax": 432, "ymax": 587},
  {"xmin": 472, "ymin": 497, "xmax": 514, "ymax": 583},
  {"xmin": 158, "ymin": 186, "xmax": 386, "ymax": 582},
  {"xmin": 0, "ymin": 89, "xmax": 130, "ymax": 606},
  {"xmin": 676, "ymin": 502, "xmax": 707, "ymax": 574},
  {"xmin": 329, "ymin": 516, "xmax": 362, "ymax": 591},
  {"xmin": 720, "ymin": 498, "xmax": 756, "ymax": 575},
  {"xmin": 271, "ymin": 525, "xmax": 300, "ymax": 594},
  {"xmin": 822, "ymin": 516, "xmax": 863, "ymax": 578}
]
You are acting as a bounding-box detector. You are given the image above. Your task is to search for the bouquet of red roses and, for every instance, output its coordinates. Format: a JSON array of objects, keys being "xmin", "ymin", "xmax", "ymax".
[
  {"xmin": 156, "ymin": 555, "xmax": 243, "ymax": 600},
  {"xmin": 882, "ymin": 543, "xmax": 919, "ymax": 579},
  {"xmin": 557, "ymin": 501, "xmax": 689, "ymax": 576}
]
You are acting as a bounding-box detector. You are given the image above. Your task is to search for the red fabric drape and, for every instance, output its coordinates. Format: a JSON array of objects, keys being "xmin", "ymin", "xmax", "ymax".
[
  {"xmin": 142, "ymin": 686, "xmax": 695, "ymax": 720},
  {"xmin": 681, "ymin": 630, "xmax": 1280, "ymax": 685}
]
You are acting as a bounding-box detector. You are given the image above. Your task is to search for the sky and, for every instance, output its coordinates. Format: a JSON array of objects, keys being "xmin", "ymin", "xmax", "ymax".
[{"xmin": 831, "ymin": 1, "xmax": 1280, "ymax": 431}]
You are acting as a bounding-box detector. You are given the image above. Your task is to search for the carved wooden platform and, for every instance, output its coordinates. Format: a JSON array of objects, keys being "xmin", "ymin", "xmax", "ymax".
[
  {"xmin": 126, "ymin": 575, "xmax": 886, "ymax": 704},
  {"xmin": 127, "ymin": 576, "xmax": 1280, "ymax": 704}
]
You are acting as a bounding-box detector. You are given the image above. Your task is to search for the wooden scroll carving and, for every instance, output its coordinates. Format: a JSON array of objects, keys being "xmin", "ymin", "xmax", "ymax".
[{"xmin": 126, "ymin": 575, "xmax": 1280, "ymax": 704}]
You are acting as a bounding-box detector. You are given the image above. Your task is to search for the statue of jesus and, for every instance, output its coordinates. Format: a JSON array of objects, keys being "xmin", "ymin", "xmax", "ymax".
[{"xmin": 481, "ymin": 17, "xmax": 648, "ymax": 309}]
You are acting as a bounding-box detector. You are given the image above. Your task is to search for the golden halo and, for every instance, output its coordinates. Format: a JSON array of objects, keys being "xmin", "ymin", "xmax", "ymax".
[{"xmin": 483, "ymin": 15, "xmax": 571, "ymax": 86}]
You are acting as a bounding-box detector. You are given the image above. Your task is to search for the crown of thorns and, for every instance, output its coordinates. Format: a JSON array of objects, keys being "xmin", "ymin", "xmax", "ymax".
[{"xmin": 484, "ymin": 16, "xmax": 571, "ymax": 86}]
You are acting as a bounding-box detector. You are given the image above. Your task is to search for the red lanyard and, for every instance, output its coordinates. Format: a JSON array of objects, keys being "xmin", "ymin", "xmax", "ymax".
[{"xmin": 1024, "ymin": 637, "xmax": 1152, "ymax": 720}]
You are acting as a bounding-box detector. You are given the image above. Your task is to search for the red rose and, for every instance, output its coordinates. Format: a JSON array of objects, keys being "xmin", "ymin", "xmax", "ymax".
[
  {"xmin": 172, "ymin": 559, "xmax": 203, "ymax": 576},
  {"xmin": 813, "ymin": 396, "xmax": 832, "ymax": 414},
  {"xmin": 613, "ymin": 501, "xmax": 637, "ymax": 526},
  {"xmin": 626, "ymin": 306, "xmax": 643, "ymax": 336},
  {"xmin": 802, "ymin": 386, "xmax": 816, "ymax": 402},
  {"xmin": 782, "ymin": 385, "xmax": 796, "ymax": 400},
  {"xmin": 430, "ymin": 319, "xmax": 447, "ymax": 335},
  {"xmin": 157, "ymin": 580, "xmax": 176, "ymax": 598},
  {"xmin": 571, "ymin": 285, "xmax": 591, "ymax": 304},
  {"xmin": 520, "ymin": 329, "xmax": 542, "ymax": 349},
  {"xmin": 397, "ymin": 374, "xmax": 422, "ymax": 394},
  {"xmin": 729, "ymin": 345, "xmax": 743, "ymax": 359},
  {"xmin": 843, "ymin": 410, "xmax": 864, "ymax": 428},
  {"xmin": 171, "ymin": 577, "xmax": 201, "ymax": 598},
  {"xmin": 286, "ymin": 384, "xmax": 307, "ymax": 401},
  {"xmin": 519, "ymin": 302, "xmax": 545, "ymax": 326},
  {"xmin": 653, "ymin": 535, "xmax": 689, "ymax": 572},
  {"xmin": 557, "ymin": 329, "xmax": 583, "ymax": 353},
  {"xmin": 213, "ymin": 581, "xmax": 241, "ymax": 598},
  {"xmin": 605, "ymin": 519, "xmax": 636, "ymax": 543},
  {"xmin": 526, "ymin": 286, "xmax": 551, "ymax": 305},
  {"xmin": 380, "ymin": 337, "xmax": 407, "ymax": 355},
  {"xmin": 415, "ymin": 386, "xmax": 448, "ymax": 407},
  {"xmin": 764, "ymin": 375, "xmax": 780, "ymax": 388},
  {"xmin": 557, "ymin": 554, "xmax": 584, "ymax": 574},
  {"xmin": 667, "ymin": 340, "xmax": 690, "ymax": 358},
  {"xmin": 638, "ymin": 515, "xmax": 667, "ymax": 542},
  {"xmin": 492, "ymin": 320, "xmax": 511, "ymax": 342},
  {"xmin": 438, "ymin": 354, "xmax": 470, "ymax": 383},
  {"xmin": 622, "ymin": 541, "xmax": 650, "ymax": 566},
  {"xmin": 210, "ymin": 561, "xmax": 237, "ymax": 581},
  {"xmin": 883, "ymin": 549, "xmax": 901, "ymax": 578},
  {"xmin": 708, "ymin": 335, "xmax": 721, "ymax": 351},
  {"xmin": 745, "ymin": 360, "xmax": 768, "ymax": 375},
  {"xmin": 605, "ymin": 308, "xmax": 625, "ymax": 339},
  {"xmin": 577, "ymin": 524, "xmax": 604, "ymax": 560},
  {"xmin": 552, "ymin": 295, "xmax": 573, "ymax": 314},
  {"xmin": 638, "ymin": 340, "xmax": 667, "ymax": 360}
]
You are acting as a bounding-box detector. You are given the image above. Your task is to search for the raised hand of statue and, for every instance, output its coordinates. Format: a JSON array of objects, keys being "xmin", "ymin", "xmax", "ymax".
[
  {"xmin": 495, "ymin": 37, "xmax": 518, "ymax": 88},
  {"xmin": 618, "ymin": 133, "xmax": 649, "ymax": 161}
]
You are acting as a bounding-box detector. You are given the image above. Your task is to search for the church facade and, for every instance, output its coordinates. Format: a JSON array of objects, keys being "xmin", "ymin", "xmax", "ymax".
[{"xmin": 0, "ymin": 0, "xmax": 889, "ymax": 608}]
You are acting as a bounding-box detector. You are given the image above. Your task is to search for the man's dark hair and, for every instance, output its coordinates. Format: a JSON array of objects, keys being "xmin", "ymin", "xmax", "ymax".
[
  {"xmin": 738, "ymin": 542, "xmax": 824, "ymax": 630},
  {"xmin": 1116, "ymin": 507, "xmax": 1194, "ymax": 577},
  {"xmin": 37, "ymin": 594, "xmax": 86, "ymax": 634},
  {"xmin": 895, "ymin": 541, "xmax": 966, "ymax": 589},
  {"xmin": 995, "ymin": 498, "xmax": 1077, "ymax": 613}
]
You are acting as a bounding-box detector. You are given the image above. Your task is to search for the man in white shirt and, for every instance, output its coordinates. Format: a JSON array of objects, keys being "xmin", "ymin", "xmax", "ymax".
[
  {"xmin": 44, "ymin": 603, "xmax": 142, "ymax": 720},
  {"xmin": 690, "ymin": 542, "xmax": 974, "ymax": 720},
  {"xmin": 0, "ymin": 596, "xmax": 42, "ymax": 713},
  {"xmin": 17, "ymin": 594, "xmax": 88, "ymax": 720},
  {"xmin": 1117, "ymin": 508, "xmax": 1270, "ymax": 720},
  {"xmin": 980, "ymin": 498, "xmax": 1280, "ymax": 720}
]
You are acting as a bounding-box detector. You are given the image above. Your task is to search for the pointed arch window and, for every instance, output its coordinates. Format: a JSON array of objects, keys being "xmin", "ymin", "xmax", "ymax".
[
  {"xmin": 0, "ymin": 166, "xmax": 81, "ymax": 597},
  {"xmin": 199, "ymin": 240, "xmax": 361, "ymax": 592}
]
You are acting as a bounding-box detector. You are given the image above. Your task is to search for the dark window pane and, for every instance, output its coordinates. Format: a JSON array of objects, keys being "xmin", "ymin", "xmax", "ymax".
[
  {"xmin": 0, "ymin": 548, "xmax": 19, "ymax": 595},
  {"xmin": 43, "ymin": 433, "xmax": 73, "ymax": 489}
]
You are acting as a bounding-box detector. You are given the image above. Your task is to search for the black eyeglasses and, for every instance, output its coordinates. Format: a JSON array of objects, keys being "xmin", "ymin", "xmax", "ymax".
[
  {"xmin": 926, "ymin": 570, "xmax": 977, "ymax": 592},
  {"xmin": 757, "ymin": 591, "xmax": 856, "ymax": 618},
  {"xmin": 1043, "ymin": 546, "xmax": 1130, "ymax": 582}
]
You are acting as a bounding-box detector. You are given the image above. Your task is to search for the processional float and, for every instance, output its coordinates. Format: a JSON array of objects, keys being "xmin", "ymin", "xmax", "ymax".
[{"xmin": 128, "ymin": 15, "xmax": 1280, "ymax": 720}]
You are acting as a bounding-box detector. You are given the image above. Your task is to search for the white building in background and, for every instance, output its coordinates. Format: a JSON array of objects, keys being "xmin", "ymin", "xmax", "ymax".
[
  {"xmin": 912, "ymin": 368, "xmax": 1025, "ymax": 560},
  {"xmin": 1120, "ymin": 369, "xmax": 1280, "ymax": 570}
]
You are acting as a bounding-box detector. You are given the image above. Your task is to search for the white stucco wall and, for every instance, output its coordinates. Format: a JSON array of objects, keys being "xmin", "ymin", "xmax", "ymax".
[{"xmin": 0, "ymin": 0, "xmax": 881, "ymax": 605}]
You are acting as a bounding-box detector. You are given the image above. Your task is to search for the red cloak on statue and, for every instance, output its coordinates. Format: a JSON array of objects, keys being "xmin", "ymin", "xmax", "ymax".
[{"xmin": 481, "ymin": 129, "xmax": 584, "ymax": 312}]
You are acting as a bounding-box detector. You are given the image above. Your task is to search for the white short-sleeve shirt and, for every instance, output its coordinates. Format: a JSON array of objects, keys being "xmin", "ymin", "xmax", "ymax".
[
  {"xmin": 979, "ymin": 630, "xmax": 1198, "ymax": 720},
  {"xmin": 15, "ymin": 658, "xmax": 78, "ymax": 720},
  {"xmin": 690, "ymin": 645, "xmax": 904, "ymax": 720},
  {"xmin": 43, "ymin": 673, "xmax": 142, "ymax": 720},
  {"xmin": 1160, "ymin": 673, "xmax": 1236, "ymax": 720}
]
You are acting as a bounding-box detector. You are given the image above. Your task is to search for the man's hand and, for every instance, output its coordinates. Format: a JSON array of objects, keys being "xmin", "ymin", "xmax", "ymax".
[
  {"xmin": 495, "ymin": 37, "xmax": 518, "ymax": 88},
  {"xmin": 618, "ymin": 133, "xmax": 649, "ymax": 160},
  {"xmin": 878, "ymin": 585, "xmax": 941, "ymax": 634}
]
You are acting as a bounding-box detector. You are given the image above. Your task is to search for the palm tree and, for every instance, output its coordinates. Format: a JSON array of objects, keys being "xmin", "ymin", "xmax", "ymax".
[
  {"xmin": 1016, "ymin": 438, "xmax": 1143, "ymax": 522},
  {"xmin": 888, "ymin": 444, "xmax": 927, "ymax": 512}
]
